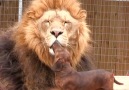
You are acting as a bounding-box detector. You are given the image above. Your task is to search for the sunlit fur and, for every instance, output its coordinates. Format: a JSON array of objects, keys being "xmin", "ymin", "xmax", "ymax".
[{"xmin": 0, "ymin": 0, "xmax": 94, "ymax": 89}]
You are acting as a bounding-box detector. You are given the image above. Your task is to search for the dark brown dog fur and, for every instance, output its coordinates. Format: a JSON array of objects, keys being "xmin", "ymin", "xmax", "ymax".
[{"xmin": 52, "ymin": 41, "xmax": 123, "ymax": 90}]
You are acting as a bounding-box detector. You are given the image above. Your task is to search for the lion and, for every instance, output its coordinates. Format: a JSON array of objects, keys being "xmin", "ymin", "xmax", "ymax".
[{"xmin": 0, "ymin": 0, "xmax": 95, "ymax": 90}]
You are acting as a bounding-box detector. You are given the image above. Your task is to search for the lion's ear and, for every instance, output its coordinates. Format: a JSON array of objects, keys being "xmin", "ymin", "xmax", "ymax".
[
  {"xmin": 79, "ymin": 10, "xmax": 87, "ymax": 20},
  {"xmin": 27, "ymin": 10, "xmax": 36, "ymax": 19},
  {"xmin": 27, "ymin": 9, "xmax": 43, "ymax": 19}
]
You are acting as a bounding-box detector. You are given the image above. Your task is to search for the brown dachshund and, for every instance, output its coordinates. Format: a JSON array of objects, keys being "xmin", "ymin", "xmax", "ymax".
[{"xmin": 51, "ymin": 41, "xmax": 123, "ymax": 90}]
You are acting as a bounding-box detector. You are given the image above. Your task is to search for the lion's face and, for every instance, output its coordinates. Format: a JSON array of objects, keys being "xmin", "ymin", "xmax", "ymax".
[
  {"xmin": 37, "ymin": 10, "xmax": 79, "ymax": 54},
  {"xmin": 16, "ymin": 0, "xmax": 91, "ymax": 68}
]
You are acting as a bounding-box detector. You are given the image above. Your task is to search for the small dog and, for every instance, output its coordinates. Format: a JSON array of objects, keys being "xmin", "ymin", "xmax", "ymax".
[{"xmin": 51, "ymin": 41, "xmax": 123, "ymax": 90}]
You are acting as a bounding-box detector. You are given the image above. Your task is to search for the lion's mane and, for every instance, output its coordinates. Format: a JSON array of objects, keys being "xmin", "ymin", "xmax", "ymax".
[{"xmin": 0, "ymin": 0, "xmax": 94, "ymax": 90}]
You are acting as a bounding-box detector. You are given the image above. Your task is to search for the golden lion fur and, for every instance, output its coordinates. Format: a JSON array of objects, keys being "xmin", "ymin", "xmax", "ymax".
[{"xmin": 14, "ymin": 0, "xmax": 91, "ymax": 68}]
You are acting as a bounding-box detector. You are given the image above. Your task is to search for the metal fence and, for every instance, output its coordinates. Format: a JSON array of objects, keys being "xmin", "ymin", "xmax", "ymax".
[
  {"xmin": 82, "ymin": 0, "xmax": 129, "ymax": 75},
  {"xmin": 0, "ymin": 0, "xmax": 129, "ymax": 75}
]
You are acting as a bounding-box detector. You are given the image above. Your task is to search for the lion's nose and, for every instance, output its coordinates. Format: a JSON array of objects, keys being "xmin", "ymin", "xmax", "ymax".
[{"xmin": 50, "ymin": 31, "xmax": 63, "ymax": 38}]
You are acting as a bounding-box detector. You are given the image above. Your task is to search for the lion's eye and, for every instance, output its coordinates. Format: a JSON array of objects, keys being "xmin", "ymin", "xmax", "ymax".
[
  {"xmin": 44, "ymin": 20, "xmax": 50, "ymax": 23},
  {"xmin": 64, "ymin": 21, "xmax": 70, "ymax": 25},
  {"xmin": 41, "ymin": 20, "xmax": 51, "ymax": 29},
  {"xmin": 64, "ymin": 21, "xmax": 71, "ymax": 28},
  {"xmin": 43, "ymin": 20, "xmax": 51, "ymax": 26}
]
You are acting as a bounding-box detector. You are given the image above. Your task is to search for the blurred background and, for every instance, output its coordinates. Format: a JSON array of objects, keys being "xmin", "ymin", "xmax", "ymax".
[{"xmin": 0, "ymin": 0, "xmax": 129, "ymax": 75}]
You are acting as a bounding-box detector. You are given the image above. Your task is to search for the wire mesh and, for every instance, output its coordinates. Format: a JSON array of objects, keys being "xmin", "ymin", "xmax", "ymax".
[
  {"xmin": 82, "ymin": 0, "xmax": 129, "ymax": 75},
  {"xmin": 0, "ymin": 0, "xmax": 18, "ymax": 32},
  {"xmin": 0, "ymin": 0, "xmax": 129, "ymax": 75}
]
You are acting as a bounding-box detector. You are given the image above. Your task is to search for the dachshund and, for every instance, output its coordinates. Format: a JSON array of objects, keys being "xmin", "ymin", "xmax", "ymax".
[{"xmin": 51, "ymin": 41, "xmax": 123, "ymax": 90}]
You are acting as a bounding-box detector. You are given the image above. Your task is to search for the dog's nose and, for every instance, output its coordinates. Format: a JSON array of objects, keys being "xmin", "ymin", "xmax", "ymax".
[{"xmin": 50, "ymin": 31, "xmax": 63, "ymax": 38}]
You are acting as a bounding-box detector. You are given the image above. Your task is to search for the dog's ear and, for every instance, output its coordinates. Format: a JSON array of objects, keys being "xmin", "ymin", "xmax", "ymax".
[{"xmin": 52, "ymin": 60, "xmax": 63, "ymax": 72}]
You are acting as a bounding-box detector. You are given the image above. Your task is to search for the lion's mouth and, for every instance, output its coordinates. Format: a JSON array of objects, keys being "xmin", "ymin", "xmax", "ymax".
[
  {"xmin": 49, "ymin": 40, "xmax": 59, "ymax": 55},
  {"xmin": 49, "ymin": 48, "xmax": 55, "ymax": 55}
]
